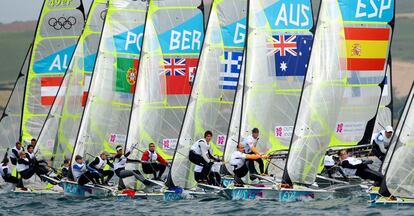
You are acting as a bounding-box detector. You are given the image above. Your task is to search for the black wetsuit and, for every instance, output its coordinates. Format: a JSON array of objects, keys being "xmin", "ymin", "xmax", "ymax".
[
  {"xmin": 341, "ymin": 159, "xmax": 383, "ymax": 184},
  {"xmin": 88, "ymin": 157, "xmax": 114, "ymax": 184}
]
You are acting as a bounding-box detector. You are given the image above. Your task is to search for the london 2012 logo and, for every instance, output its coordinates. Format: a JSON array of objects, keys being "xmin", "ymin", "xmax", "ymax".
[{"xmin": 48, "ymin": 16, "xmax": 77, "ymax": 30}]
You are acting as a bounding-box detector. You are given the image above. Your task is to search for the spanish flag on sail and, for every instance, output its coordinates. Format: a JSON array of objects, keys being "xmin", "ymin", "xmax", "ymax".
[{"xmin": 344, "ymin": 27, "xmax": 391, "ymax": 71}]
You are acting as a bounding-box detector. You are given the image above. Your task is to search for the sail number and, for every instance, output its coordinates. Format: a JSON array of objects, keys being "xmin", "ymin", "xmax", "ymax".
[
  {"xmin": 170, "ymin": 30, "xmax": 202, "ymax": 51},
  {"xmin": 274, "ymin": 3, "xmax": 311, "ymax": 28},
  {"xmin": 355, "ymin": 0, "xmax": 392, "ymax": 19},
  {"xmin": 49, "ymin": 0, "xmax": 73, "ymax": 7},
  {"xmin": 125, "ymin": 31, "xmax": 143, "ymax": 52}
]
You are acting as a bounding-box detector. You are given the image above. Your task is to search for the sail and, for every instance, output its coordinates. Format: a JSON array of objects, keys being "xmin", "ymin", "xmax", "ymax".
[
  {"xmin": 72, "ymin": 0, "xmax": 149, "ymax": 164},
  {"xmin": 283, "ymin": 0, "xmax": 394, "ymax": 185},
  {"xmin": 381, "ymin": 83, "xmax": 414, "ymax": 174},
  {"xmin": 167, "ymin": 0, "xmax": 247, "ymax": 189},
  {"xmin": 0, "ymin": 45, "xmax": 32, "ymax": 157},
  {"xmin": 237, "ymin": 0, "xmax": 314, "ymax": 178},
  {"xmin": 382, "ymin": 83, "xmax": 414, "ymax": 198},
  {"xmin": 373, "ymin": 59, "xmax": 393, "ymax": 135},
  {"xmin": 20, "ymin": 0, "xmax": 86, "ymax": 143},
  {"xmin": 36, "ymin": 0, "xmax": 108, "ymax": 169},
  {"xmin": 125, "ymin": 0, "xmax": 204, "ymax": 167}
]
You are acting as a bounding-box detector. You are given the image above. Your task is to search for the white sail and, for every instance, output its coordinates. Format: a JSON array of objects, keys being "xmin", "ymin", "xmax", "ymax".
[
  {"xmin": 382, "ymin": 83, "xmax": 414, "ymax": 174},
  {"xmin": 237, "ymin": 0, "xmax": 314, "ymax": 179},
  {"xmin": 36, "ymin": 0, "xmax": 108, "ymax": 169},
  {"xmin": 125, "ymin": 0, "xmax": 205, "ymax": 170},
  {"xmin": 72, "ymin": 0, "xmax": 149, "ymax": 164},
  {"xmin": 384, "ymin": 83, "xmax": 414, "ymax": 198},
  {"xmin": 284, "ymin": 0, "xmax": 394, "ymax": 185},
  {"xmin": 20, "ymin": 0, "xmax": 86, "ymax": 142},
  {"xmin": 168, "ymin": 0, "xmax": 247, "ymax": 189}
]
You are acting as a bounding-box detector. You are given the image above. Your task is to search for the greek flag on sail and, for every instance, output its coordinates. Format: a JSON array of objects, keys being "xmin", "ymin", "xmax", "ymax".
[{"xmin": 220, "ymin": 51, "xmax": 243, "ymax": 90}]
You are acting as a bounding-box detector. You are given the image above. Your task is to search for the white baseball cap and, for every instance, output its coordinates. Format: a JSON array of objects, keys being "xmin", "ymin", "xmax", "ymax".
[{"xmin": 385, "ymin": 126, "xmax": 394, "ymax": 132}]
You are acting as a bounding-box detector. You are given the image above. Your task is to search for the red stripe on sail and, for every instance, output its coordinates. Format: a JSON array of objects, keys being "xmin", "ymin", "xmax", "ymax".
[
  {"xmin": 347, "ymin": 58, "xmax": 386, "ymax": 71},
  {"xmin": 344, "ymin": 27, "xmax": 390, "ymax": 41}
]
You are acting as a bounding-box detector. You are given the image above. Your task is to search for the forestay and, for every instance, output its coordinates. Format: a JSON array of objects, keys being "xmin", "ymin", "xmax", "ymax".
[
  {"xmin": 168, "ymin": 0, "xmax": 247, "ymax": 189},
  {"xmin": 125, "ymin": 0, "xmax": 204, "ymax": 168},
  {"xmin": 0, "ymin": 46, "xmax": 32, "ymax": 157},
  {"xmin": 20, "ymin": 0, "xmax": 86, "ymax": 143},
  {"xmin": 36, "ymin": 0, "xmax": 108, "ymax": 169},
  {"xmin": 382, "ymin": 83, "xmax": 414, "ymax": 198},
  {"xmin": 72, "ymin": 0, "xmax": 149, "ymax": 164},
  {"xmin": 283, "ymin": 0, "xmax": 394, "ymax": 185}
]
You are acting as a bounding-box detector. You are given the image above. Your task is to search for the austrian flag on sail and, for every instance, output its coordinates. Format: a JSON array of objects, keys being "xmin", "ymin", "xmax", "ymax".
[{"xmin": 40, "ymin": 76, "xmax": 63, "ymax": 105}]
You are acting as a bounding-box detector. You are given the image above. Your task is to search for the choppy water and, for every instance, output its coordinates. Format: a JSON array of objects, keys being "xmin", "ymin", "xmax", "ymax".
[{"xmin": 0, "ymin": 191, "xmax": 413, "ymax": 216}]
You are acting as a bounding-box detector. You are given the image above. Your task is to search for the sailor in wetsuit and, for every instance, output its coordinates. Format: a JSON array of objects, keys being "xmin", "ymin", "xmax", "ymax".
[
  {"xmin": 230, "ymin": 143, "xmax": 268, "ymax": 186},
  {"xmin": 113, "ymin": 145, "xmax": 151, "ymax": 190},
  {"xmin": 0, "ymin": 156, "xmax": 25, "ymax": 190},
  {"xmin": 371, "ymin": 126, "xmax": 393, "ymax": 162},
  {"xmin": 88, "ymin": 152, "xmax": 114, "ymax": 185},
  {"xmin": 339, "ymin": 149, "xmax": 383, "ymax": 186},
  {"xmin": 242, "ymin": 128, "xmax": 266, "ymax": 178},
  {"xmin": 141, "ymin": 143, "xmax": 169, "ymax": 181},
  {"xmin": 72, "ymin": 155, "xmax": 98, "ymax": 185},
  {"xmin": 189, "ymin": 131, "xmax": 220, "ymax": 184},
  {"xmin": 10, "ymin": 141, "xmax": 24, "ymax": 166}
]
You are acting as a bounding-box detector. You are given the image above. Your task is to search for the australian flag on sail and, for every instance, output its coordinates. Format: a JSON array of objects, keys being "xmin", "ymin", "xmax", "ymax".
[
  {"xmin": 220, "ymin": 51, "xmax": 243, "ymax": 90},
  {"xmin": 269, "ymin": 34, "xmax": 313, "ymax": 77}
]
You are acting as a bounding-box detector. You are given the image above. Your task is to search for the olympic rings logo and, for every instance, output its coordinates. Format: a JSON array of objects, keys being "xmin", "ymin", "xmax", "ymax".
[{"xmin": 48, "ymin": 16, "xmax": 77, "ymax": 30}]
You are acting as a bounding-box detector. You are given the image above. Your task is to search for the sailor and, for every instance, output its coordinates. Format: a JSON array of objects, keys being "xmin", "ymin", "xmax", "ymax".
[
  {"xmin": 193, "ymin": 162, "xmax": 221, "ymax": 186},
  {"xmin": 322, "ymin": 152, "xmax": 347, "ymax": 180},
  {"xmin": 26, "ymin": 144, "xmax": 50, "ymax": 179},
  {"xmin": 230, "ymin": 143, "xmax": 268, "ymax": 186},
  {"xmin": 30, "ymin": 138, "xmax": 40, "ymax": 155},
  {"xmin": 72, "ymin": 155, "xmax": 98, "ymax": 185},
  {"xmin": 17, "ymin": 151, "xmax": 35, "ymax": 180},
  {"xmin": 242, "ymin": 128, "xmax": 266, "ymax": 176},
  {"xmin": 60, "ymin": 159, "xmax": 71, "ymax": 179},
  {"xmin": 339, "ymin": 149, "xmax": 383, "ymax": 186},
  {"xmin": 88, "ymin": 151, "xmax": 114, "ymax": 185},
  {"xmin": 113, "ymin": 145, "xmax": 151, "ymax": 190},
  {"xmin": 10, "ymin": 141, "xmax": 24, "ymax": 165},
  {"xmin": 371, "ymin": 126, "xmax": 393, "ymax": 161},
  {"xmin": 0, "ymin": 157, "xmax": 25, "ymax": 189},
  {"xmin": 189, "ymin": 131, "xmax": 220, "ymax": 182},
  {"xmin": 141, "ymin": 143, "xmax": 169, "ymax": 180}
]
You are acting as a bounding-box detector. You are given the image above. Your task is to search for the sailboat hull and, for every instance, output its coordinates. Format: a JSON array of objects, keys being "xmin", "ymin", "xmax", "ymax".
[
  {"xmin": 60, "ymin": 181, "xmax": 113, "ymax": 198},
  {"xmin": 221, "ymin": 187, "xmax": 280, "ymax": 200},
  {"xmin": 163, "ymin": 190, "xmax": 219, "ymax": 201},
  {"xmin": 371, "ymin": 197, "xmax": 414, "ymax": 206},
  {"xmin": 221, "ymin": 187, "xmax": 333, "ymax": 201}
]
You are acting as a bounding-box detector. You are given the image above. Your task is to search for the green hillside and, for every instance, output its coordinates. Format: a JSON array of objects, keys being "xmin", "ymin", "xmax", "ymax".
[{"xmin": 0, "ymin": 30, "xmax": 33, "ymax": 85}]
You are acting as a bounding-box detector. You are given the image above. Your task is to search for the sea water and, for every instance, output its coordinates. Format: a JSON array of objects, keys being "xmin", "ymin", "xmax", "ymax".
[{"xmin": 1, "ymin": 191, "xmax": 413, "ymax": 215}]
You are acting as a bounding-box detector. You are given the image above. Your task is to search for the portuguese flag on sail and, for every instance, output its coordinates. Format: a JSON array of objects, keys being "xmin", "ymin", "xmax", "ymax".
[{"xmin": 115, "ymin": 57, "xmax": 139, "ymax": 93}]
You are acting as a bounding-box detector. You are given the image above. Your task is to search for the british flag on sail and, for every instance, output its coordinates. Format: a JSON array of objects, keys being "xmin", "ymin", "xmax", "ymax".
[
  {"xmin": 220, "ymin": 51, "xmax": 243, "ymax": 90},
  {"xmin": 162, "ymin": 57, "xmax": 198, "ymax": 95},
  {"xmin": 268, "ymin": 34, "xmax": 313, "ymax": 77}
]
